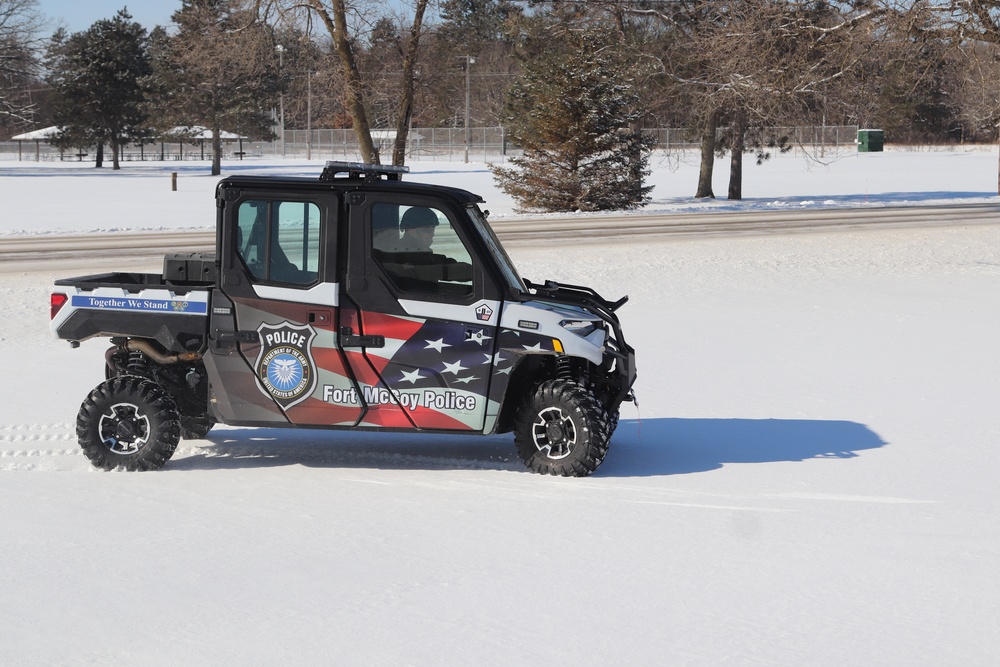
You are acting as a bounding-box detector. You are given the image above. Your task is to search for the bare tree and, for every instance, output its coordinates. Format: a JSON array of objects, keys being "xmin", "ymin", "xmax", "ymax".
[
  {"xmin": 297, "ymin": 0, "xmax": 380, "ymax": 161},
  {"xmin": 156, "ymin": 0, "xmax": 279, "ymax": 176},
  {"xmin": 949, "ymin": 42, "xmax": 1000, "ymax": 145},
  {"xmin": 934, "ymin": 1, "xmax": 1000, "ymax": 193},
  {"xmin": 617, "ymin": 0, "xmax": 885, "ymax": 199},
  {"xmin": 389, "ymin": 0, "xmax": 428, "ymax": 165},
  {"xmin": 266, "ymin": 28, "xmax": 348, "ymax": 148},
  {"xmin": 830, "ymin": 2, "xmax": 963, "ymax": 145},
  {"xmin": 262, "ymin": 0, "xmax": 429, "ymax": 164},
  {"xmin": 355, "ymin": 4, "xmax": 430, "ymax": 165},
  {"xmin": 0, "ymin": 0, "xmax": 43, "ymax": 131}
]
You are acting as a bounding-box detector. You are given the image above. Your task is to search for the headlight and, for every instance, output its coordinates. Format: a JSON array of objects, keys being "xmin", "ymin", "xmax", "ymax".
[{"xmin": 559, "ymin": 319, "xmax": 600, "ymax": 338}]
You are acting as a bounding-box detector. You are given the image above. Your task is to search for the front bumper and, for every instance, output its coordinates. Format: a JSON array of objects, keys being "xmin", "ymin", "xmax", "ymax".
[{"xmin": 525, "ymin": 279, "xmax": 637, "ymax": 409}]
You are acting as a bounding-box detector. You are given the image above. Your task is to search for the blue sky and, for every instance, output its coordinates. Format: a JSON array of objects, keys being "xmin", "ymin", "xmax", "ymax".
[{"xmin": 37, "ymin": 0, "xmax": 181, "ymax": 33}]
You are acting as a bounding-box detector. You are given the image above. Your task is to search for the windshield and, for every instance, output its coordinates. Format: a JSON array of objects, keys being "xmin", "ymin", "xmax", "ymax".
[{"xmin": 465, "ymin": 205, "xmax": 526, "ymax": 294}]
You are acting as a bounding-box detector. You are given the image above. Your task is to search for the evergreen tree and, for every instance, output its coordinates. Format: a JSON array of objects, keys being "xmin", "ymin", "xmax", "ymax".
[
  {"xmin": 45, "ymin": 10, "xmax": 152, "ymax": 169},
  {"xmin": 437, "ymin": 0, "xmax": 519, "ymax": 51},
  {"xmin": 491, "ymin": 25, "xmax": 653, "ymax": 213}
]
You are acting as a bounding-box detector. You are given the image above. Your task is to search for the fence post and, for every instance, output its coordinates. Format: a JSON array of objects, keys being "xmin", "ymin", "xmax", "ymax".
[{"xmin": 171, "ymin": 172, "xmax": 177, "ymax": 191}]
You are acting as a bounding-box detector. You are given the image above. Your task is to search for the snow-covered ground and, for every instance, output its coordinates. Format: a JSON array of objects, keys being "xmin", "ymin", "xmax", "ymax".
[
  {"xmin": 1, "ymin": 151, "xmax": 999, "ymax": 665},
  {"xmin": 1, "ymin": 146, "xmax": 998, "ymax": 235}
]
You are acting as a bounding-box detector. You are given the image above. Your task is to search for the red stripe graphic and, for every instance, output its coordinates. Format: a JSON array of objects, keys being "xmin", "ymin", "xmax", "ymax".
[{"xmin": 360, "ymin": 311, "xmax": 424, "ymax": 340}]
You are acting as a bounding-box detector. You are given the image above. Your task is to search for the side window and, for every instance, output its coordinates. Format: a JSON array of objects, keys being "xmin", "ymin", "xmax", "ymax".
[
  {"xmin": 370, "ymin": 203, "xmax": 474, "ymax": 298},
  {"xmin": 237, "ymin": 200, "xmax": 320, "ymax": 285}
]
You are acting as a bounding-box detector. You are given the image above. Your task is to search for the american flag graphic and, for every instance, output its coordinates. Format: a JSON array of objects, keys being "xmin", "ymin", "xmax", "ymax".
[{"xmin": 235, "ymin": 297, "xmax": 559, "ymax": 433}]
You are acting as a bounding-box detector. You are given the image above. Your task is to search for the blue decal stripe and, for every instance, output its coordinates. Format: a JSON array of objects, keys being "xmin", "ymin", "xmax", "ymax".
[{"xmin": 70, "ymin": 295, "xmax": 208, "ymax": 315}]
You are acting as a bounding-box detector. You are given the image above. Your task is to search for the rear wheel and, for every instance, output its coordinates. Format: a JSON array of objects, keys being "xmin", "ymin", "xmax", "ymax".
[
  {"xmin": 180, "ymin": 413, "xmax": 215, "ymax": 440},
  {"xmin": 514, "ymin": 379, "xmax": 610, "ymax": 476},
  {"xmin": 76, "ymin": 377, "xmax": 181, "ymax": 471}
]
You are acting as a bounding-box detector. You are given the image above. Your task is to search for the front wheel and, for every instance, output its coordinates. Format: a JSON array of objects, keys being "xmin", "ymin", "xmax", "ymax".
[
  {"xmin": 513, "ymin": 380, "xmax": 610, "ymax": 476},
  {"xmin": 76, "ymin": 377, "xmax": 181, "ymax": 471}
]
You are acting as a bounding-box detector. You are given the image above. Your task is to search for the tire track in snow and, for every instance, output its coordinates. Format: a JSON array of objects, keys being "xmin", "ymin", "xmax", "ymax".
[
  {"xmin": 0, "ymin": 424, "xmax": 81, "ymax": 470},
  {"xmin": 0, "ymin": 449, "xmax": 81, "ymax": 458},
  {"xmin": 0, "ymin": 423, "xmax": 76, "ymax": 442}
]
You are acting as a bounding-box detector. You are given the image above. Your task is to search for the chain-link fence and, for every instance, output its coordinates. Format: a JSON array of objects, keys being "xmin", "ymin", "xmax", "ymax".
[
  {"xmin": 0, "ymin": 139, "xmax": 248, "ymax": 162},
  {"xmin": 266, "ymin": 127, "xmax": 510, "ymax": 162},
  {"xmin": 642, "ymin": 125, "xmax": 860, "ymax": 151},
  {"xmin": 0, "ymin": 125, "xmax": 861, "ymax": 162}
]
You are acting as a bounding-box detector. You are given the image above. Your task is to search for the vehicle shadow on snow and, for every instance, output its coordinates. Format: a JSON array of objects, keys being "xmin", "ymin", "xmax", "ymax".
[
  {"xmin": 170, "ymin": 428, "xmax": 523, "ymax": 472},
  {"xmin": 599, "ymin": 418, "xmax": 887, "ymax": 477},
  {"xmin": 167, "ymin": 417, "xmax": 885, "ymax": 476}
]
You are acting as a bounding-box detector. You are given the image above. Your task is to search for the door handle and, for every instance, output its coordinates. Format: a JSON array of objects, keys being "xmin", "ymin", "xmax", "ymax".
[
  {"xmin": 213, "ymin": 329, "xmax": 259, "ymax": 347},
  {"xmin": 340, "ymin": 327, "xmax": 385, "ymax": 348}
]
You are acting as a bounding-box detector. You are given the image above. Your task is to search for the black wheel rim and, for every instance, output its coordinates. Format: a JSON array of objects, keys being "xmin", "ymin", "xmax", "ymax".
[
  {"xmin": 531, "ymin": 407, "xmax": 576, "ymax": 460},
  {"xmin": 98, "ymin": 402, "xmax": 150, "ymax": 455}
]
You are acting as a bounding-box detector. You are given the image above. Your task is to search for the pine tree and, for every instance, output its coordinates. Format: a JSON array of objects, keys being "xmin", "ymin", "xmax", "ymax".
[
  {"xmin": 46, "ymin": 10, "xmax": 152, "ymax": 169},
  {"xmin": 491, "ymin": 25, "xmax": 654, "ymax": 213},
  {"xmin": 437, "ymin": 0, "xmax": 519, "ymax": 51}
]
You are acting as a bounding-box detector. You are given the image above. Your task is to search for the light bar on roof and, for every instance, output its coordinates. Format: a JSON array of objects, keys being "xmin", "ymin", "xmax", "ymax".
[{"xmin": 319, "ymin": 161, "xmax": 410, "ymax": 181}]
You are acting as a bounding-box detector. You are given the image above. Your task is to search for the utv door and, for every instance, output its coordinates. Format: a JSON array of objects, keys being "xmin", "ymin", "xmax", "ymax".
[
  {"xmin": 208, "ymin": 190, "xmax": 364, "ymax": 427},
  {"xmin": 339, "ymin": 193, "xmax": 501, "ymax": 431}
]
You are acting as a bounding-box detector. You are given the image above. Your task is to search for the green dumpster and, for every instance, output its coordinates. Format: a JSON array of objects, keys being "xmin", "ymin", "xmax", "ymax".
[{"xmin": 858, "ymin": 129, "xmax": 884, "ymax": 152}]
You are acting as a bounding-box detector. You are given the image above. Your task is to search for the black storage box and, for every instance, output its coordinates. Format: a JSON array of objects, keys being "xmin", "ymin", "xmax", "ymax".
[{"xmin": 163, "ymin": 252, "xmax": 217, "ymax": 284}]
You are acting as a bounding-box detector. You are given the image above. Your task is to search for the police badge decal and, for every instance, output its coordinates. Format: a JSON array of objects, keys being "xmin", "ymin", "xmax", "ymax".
[{"xmin": 254, "ymin": 321, "xmax": 318, "ymax": 409}]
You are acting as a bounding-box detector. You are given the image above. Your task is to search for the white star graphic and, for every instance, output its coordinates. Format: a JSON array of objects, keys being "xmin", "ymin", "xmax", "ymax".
[
  {"xmin": 468, "ymin": 330, "xmax": 493, "ymax": 346},
  {"xmin": 454, "ymin": 376, "xmax": 477, "ymax": 384},
  {"xmin": 425, "ymin": 338, "xmax": 451, "ymax": 353},
  {"xmin": 498, "ymin": 366, "xmax": 512, "ymax": 375},
  {"xmin": 442, "ymin": 360, "xmax": 468, "ymax": 375},
  {"xmin": 522, "ymin": 342, "xmax": 544, "ymax": 352},
  {"xmin": 481, "ymin": 353, "xmax": 493, "ymax": 365},
  {"xmin": 400, "ymin": 369, "xmax": 424, "ymax": 384}
]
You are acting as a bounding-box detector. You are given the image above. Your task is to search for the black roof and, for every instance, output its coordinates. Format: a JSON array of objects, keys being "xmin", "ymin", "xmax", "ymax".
[{"xmin": 216, "ymin": 170, "xmax": 484, "ymax": 206}]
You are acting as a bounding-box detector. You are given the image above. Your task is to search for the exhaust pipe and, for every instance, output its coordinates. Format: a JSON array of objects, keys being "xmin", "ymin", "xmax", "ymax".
[{"xmin": 125, "ymin": 339, "xmax": 202, "ymax": 365}]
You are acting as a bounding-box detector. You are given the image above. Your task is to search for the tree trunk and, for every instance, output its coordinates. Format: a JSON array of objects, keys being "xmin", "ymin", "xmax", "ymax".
[
  {"xmin": 211, "ymin": 128, "xmax": 222, "ymax": 176},
  {"xmin": 392, "ymin": 0, "xmax": 428, "ymax": 167},
  {"xmin": 95, "ymin": 142, "xmax": 104, "ymax": 168},
  {"xmin": 323, "ymin": 0, "xmax": 378, "ymax": 164},
  {"xmin": 112, "ymin": 137, "xmax": 121, "ymax": 171},
  {"xmin": 728, "ymin": 112, "xmax": 747, "ymax": 200},
  {"xmin": 696, "ymin": 110, "xmax": 718, "ymax": 198}
]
